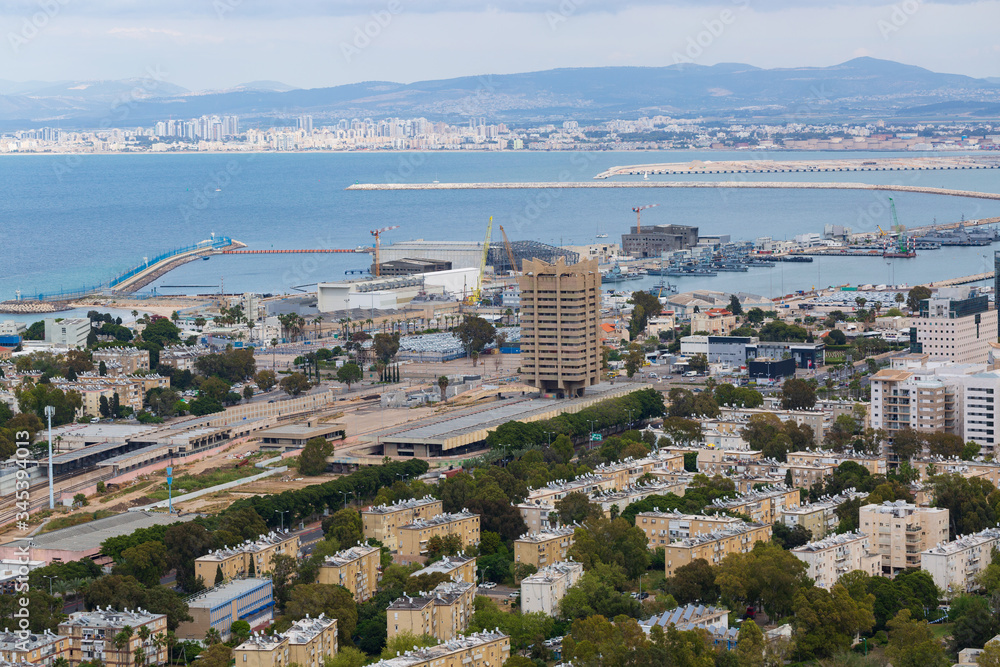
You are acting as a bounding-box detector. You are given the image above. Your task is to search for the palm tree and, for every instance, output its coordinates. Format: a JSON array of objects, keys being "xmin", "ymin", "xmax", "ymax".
[
  {"xmin": 313, "ymin": 316, "xmax": 323, "ymax": 340},
  {"xmin": 438, "ymin": 375, "xmax": 449, "ymax": 403},
  {"xmin": 203, "ymin": 628, "xmax": 222, "ymax": 646},
  {"xmin": 364, "ymin": 317, "xmax": 373, "ymax": 334},
  {"xmin": 114, "ymin": 626, "xmax": 134, "ymax": 667}
]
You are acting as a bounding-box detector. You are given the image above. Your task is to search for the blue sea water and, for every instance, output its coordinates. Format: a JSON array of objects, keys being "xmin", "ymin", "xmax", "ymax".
[{"xmin": 2, "ymin": 149, "xmax": 1000, "ymax": 303}]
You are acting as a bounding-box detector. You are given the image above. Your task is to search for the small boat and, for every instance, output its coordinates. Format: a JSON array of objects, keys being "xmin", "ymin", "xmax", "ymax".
[
  {"xmin": 202, "ymin": 256, "xmax": 210, "ymax": 261},
  {"xmin": 596, "ymin": 233, "xmax": 608, "ymax": 238}
]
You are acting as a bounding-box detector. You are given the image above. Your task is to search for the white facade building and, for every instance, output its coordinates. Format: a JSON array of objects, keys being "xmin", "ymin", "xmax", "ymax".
[
  {"xmin": 44, "ymin": 318, "xmax": 90, "ymax": 348},
  {"xmin": 520, "ymin": 561, "xmax": 584, "ymax": 616},
  {"xmin": 791, "ymin": 531, "xmax": 880, "ymax": 589},
  {"xmin": 921, "ymin": 527, "xmax": 1000, "ymax": 595}
]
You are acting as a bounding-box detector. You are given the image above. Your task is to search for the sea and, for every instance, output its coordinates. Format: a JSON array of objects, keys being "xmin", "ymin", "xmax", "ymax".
[{"xmin": 3, "ymin": 149, "xmax": 1000, "ymax": 315}]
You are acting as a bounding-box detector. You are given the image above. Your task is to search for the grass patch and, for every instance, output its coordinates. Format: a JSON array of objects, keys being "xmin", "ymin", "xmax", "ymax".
[
  {"xmin": 99, "ymin": 480, "xmax": 153, "ymax": 504},
  {"xmin": 40, "ymin": 510, "xmax": 115, "ymax": 534},
  {"xmin": 143, "ymin": 464, "xmax": 264, "ymax": 501},
  {"xmin": 931, "ymin": 622, "xmax": 954, "ymax": 640}
]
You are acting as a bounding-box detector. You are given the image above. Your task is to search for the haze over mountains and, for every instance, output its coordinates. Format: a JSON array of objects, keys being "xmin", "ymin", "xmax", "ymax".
[{"xmin": 2, "ymin": 57, "xmax": 998, "ymax": 129}]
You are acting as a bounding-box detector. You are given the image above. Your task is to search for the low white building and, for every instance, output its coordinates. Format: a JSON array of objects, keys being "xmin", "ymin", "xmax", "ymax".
[
  {"xmin": 792, "ymin": 531, "xmax": 880, "ymax": 590},
  {"xmin": 317, "ymin": 267, "xmax": 479, "ymax": 312},
  {"xmin": 44, "ymin": 317, "xmax": 90, "ymax": 348},
  {"xmin": 921, "ymin": 527, "xmax": 1000, "ymax": 595},
  {"xmin": 520, "ymin": 560, "xmax": 584, "ymax": 616}
]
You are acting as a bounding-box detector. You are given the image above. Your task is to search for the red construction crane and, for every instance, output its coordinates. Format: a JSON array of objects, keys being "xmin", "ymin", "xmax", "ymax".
[
  {"xmin": 370, "ymin": 225, "xmax": 400, "ymax": 277},
  {"xmin": 631, "ymin": 204, "xmax": 660, "ymax": 233}
]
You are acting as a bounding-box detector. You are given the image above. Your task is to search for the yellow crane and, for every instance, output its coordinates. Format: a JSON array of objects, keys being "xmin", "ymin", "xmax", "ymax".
[
  {"xmin": 499, "ymin": 224, "xmax": 517, "ymax": 273},
  {"xmin": 470, "ymin": 216, "xmax": 493, "ymax": 304},
  {"xmin": 370, "ymin": 225, "xmax": 399, "ymax": 277}
]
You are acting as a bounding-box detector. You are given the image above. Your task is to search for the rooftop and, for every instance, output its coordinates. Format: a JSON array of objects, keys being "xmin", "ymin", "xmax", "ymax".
[
  {"xmin": 516, "ymin": 525, "xmax": 576, "ymax": 543},
  {"xmin": 793, "ymin": 531, "xmax": 869, "ymax": 553},
  {"xmin": 668, "ymin": 521, "xmax": 768, "ymax": 548},
  {"xmin": 196, "ymin": 531, "xmax": 296, "ymax": 561},
  {"xmin": 0, "ymin": 630, "xmax": 62, "ymax": 651},
  {"xmin": 4, "ymin": 511, "xmax": 198, "ymax": 554},
  {"xmin": 363, "ymin": 496, "xmax": 440, "ymax": 516},
  {"xmin": 284, "ymin": 614, "xmax": 337, "ymax": 645},
  {"xmin": 185, "ymin": 578, "xmax": 272, "ymax": 610},
  {"xmin": 321, "ymin": 544, "xmax": 380, "ymax": 568},
  {"xmin": 923, "ymin": 527, "xmax": 1000, "ymax": 556},
  {"xmin": 368, "ymin": 631, "xmax": 508, "ymax": 667},
  {"xmin": 387, "ymin": 581, "xmax": 475, "ymax": 611},
  {"xmin": 642, "ymin": 603, "xmax": 730, "ymax": 631},
  {"xmin": 521, "ymin": 560, "xmax": 583, "ymax": 584},
  {"xmin": 399, "ymin": 511, "xmax": 478, "ymax": 530},
  {"xmin": 60, "ymin": 607, "xmax": 164, "ymax": 629},
  {"xmin": 410, "ymin": 554, "xmax": 476, "ymax": 577}
]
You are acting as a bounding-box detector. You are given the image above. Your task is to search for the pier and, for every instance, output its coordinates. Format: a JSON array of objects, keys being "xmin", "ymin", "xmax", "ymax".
[
  {"xmin": 928, "ymin": 272, "xmax": 995, "ymax": 287},
  {"xmin": 345, "ymin": 180, "xmax": 1000, "ymax": 204},
  {"xmin": 593, "ymin": 156, "xmax": 1000, "ymax": 179},
  {"xmin": 221, "ymin": 248, "xmax": 369, "ymax": 254}
]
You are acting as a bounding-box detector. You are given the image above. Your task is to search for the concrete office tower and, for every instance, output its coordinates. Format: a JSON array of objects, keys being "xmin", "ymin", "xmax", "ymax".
[
  {"xmin": 518, "ymin": 257, "xmax": 601, "ymax": 397},
  {"xmin": 913, "ymin": 286, "xmax": 996, "ymax": 364}
]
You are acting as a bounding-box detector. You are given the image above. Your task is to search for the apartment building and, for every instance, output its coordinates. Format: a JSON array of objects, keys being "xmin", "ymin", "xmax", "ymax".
[
  {"xmin": 859, "ymin": 501, "xmax": 949, "ymax": 575},
  {"xmin": 514, "ymin": 525, "xmax": 576, "ymax": 569},
  {"xmin": 366, "ymin": 631, "xmax": 510, "ymax": 667},
  {"xmin": 706, "ymin": 485, "xmax": 800, "ymax": 525},
  {"xmin": 362, "ymin": 496, "xmax": 444, "ymax": 551},
  {"xmin": 738, "ymin": 458, "xmax": 838, "ymax": 489},
  {"xmin": 791, "ymin": 531, "xmax": 880, "ymax": 589},
  {"xmin": 589, "ymin": 481, "xmax": 693, "ymax": 518},
  {"xmin": 317, "ymin": 544, "xmax": 381, "ymax": 602},
  {"xmin": 51, "ymin": 372, "xmax": 170, "ymax": 417},
  {"xmin": 59, "ymin": 608, "xmax": 167, "ymax": 667},
  {"xmin": 397, "ymin": 512, "xmax": 480, "ymax": 558},
  {"xmin": 0, "ymin": 630, "xmax": 70, "ymax": 667},
  {"xmin": 635, "ymin": 511, "xmax": 742, "ymax": 549},
  {"xmin": 176, "ymin": 577, "xmax": 274, "ymax": 641},
  {"xmin": 520, "ymin": 560, "xmax": 584, "ymax": 617},
  {"xmin": 524, "ymin": 473, "xmax": 616, "ymax": 505},
  {"xmin": 284, "ymin": 615, "xmax": 339, "ymax": 667},
  {"xmin": 664, "ymin": 522, "xmax": 772, "ymax": 576},
  {"xmin": 921, "ymin": 527, "xmax": 1000, "ymax": 595},
  {"xmin": 516, "ymin": 500, "xmax": 558, "ymax": 533},
  {"xmin": 91, "ymin": 347, "xmax": 151, "ymax": 375},
  {"xmin": 45, "ymin": 318, "xmax": 90, "ymax": 348},
  {"xmin": 591, "ymin": 451, "xmax": 686, "ymax": 489},
  {"xmin": 387, "ymin": 581, "xmax": 476, "ymax": 641},
  {"xmin": 409, "ymin": 554, "xmax": 477, "ymax": 584},
  {"xmin": 779, "ymin": 489, "xmax": 868, "ymax": 539},
  {"xmin": 157, "ymin": 344, "xmax": 212, "ymax": 372},
  {"xmin": 194, "ymin": 531, "xmax": 300, "ymax": 585},
  {"xmin": 690, "ymin": 309, "xmax": 739, "ymax": 335},
  {"xmin": 518, "ymin": 257, "xmax": 601, "ymax": 398},
  {"xmin": 234, "ymin": 634, "xmax": 288, "ymax": 667},
  {"xmin": 786, "ymin": 450, "xmax": 888, "ymax": 476},
  {"xmin": 913, "ymin": 287, "xmax": 996, "ymax": 364}
]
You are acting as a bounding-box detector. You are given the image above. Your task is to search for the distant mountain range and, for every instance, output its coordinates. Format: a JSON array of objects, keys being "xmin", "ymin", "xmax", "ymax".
[{"xmin": 2, "ymin": 58, "xmax": 998, "ymax": 129}]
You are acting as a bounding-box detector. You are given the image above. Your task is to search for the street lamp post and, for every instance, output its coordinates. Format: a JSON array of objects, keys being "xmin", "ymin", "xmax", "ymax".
[
  {"xmin": 587, "ymin": 420, "xmax": 597, "ymax": 448},
  {"xmin": 45, "ymin": 406, "xmax": 55, "ymax": 510},
  {"xmin": 626, "ymin": 409, "xmax": 635, "ymax": 430},
  {"xmin": 341, "ymin": 491, "xmax": 353, "ymax": 508},
  {"xmin": 43, "ymin": 574, "xmax": 56, "ymax": 596},
  {"xmin": 274, "ymin": 510, "xmax": 288, "ymax": 532}
]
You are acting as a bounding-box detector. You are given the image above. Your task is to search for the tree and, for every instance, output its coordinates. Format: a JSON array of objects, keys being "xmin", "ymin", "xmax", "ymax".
[
  {"xmin": 728, "ymin": 294, "xmax": 743, "ymax": 317},
  {"xmin": 552, "ymin": 434, "xmax": 575, "ymax": 464},
  {"xmin": 781, "ymin": 378, "xmax": 816, "ymax": 410},
  {"xmin": 228, "ymin": 620, "xmax": 250, "ymax": 646},
  {"xmin": 322, "ymin": 508, "xmax": 363, "ymax": 546},
  {"xmin": 979, "ymin": 641, "xmax": 1000, "ymax": 667},
  {"xmin": 437, "ymin": 375, "xmax": 450, "ymax": 403},
  {"xmin": 771, "ymin": 522, "xmax": 812, "ymax": 549},
  {"xmin": 454, "ymin": 315, "xmax": 496, "ymax": 366},
  {"xmin": 924, "ymin": 432, "xmax": 965, "ymax": 458},
  {"xmin": 906, "ymin": 286, "xmax": 932, "ymax": 312},
  {"xmin": 140, "ymin": 318, "xmax": 182, "ymax": 348},
  {"xmin": 373, "ymin": 332, "xmax": 401, "ymax": 364},
  {"xmin": 885, "ymin": 609, "xmax": 949, "ymax": 667},
  {"xmin": 792, "ymin": 583, "xmax": 874, "ymax": 660},
  {"xmin": 559, "ymin": 564, "xmax": 641, "ymax": 620},
  {"xmin": 279, "ymin": 372, "xmax": 310, "ymax": 396},
  {"xmin": 283, "ymin": 584, "xmax": 357, "ymax": 644},
  {"xmin": 687, "ymin": 353, "xmax": 708, "ymax": 374},
  {"xmin": 664, "ymin": 558, "xmax": 719, "ymax": 605},
  {"xmin": 568, "ymin": 515, "xmax": 651, "ymax": 580},
  {"xmin": 336, "ymin": 362, "xmax": 362, "ymax": 389},
  {"xmin": 950, "ymin": 598, "xmax": 998, "ymax": 654},
  {"xmin": 716, "ymin": 541, "xmax": 808, "ymax": 619},
  {"xmin": 299, "ymin": 436, "xmax": 333, "ymax": 476},
  {"xmin": 198, "ymin": 643, "xmax": 231, "ymax": 667},
  {"xmin": 214, "ymin": 565, "xmax": 224, "ymax": 586},
  {"xmin": 891, "ymin": 427, "xmax": 922, "ymax": 462},
  {"xmin": 628, "ymin": 290, "xmax": 663, "ymax": 340},
  {"xmin": 254, "ymin": 369, "xmax": 277, "ymax": 392},
  {"xmin": 555, "ymin": 492, "xmax": 601, "ymax": 525},
  {"xmin": 115, "ymin": 541, "xmax": 169, "ymax": 587},
  {"xmin": 736, "ymin": 620, "xmax": 765, "ymax": 667},
  {"xmin": 826, "ymin": 329, "xmax": 847, "ymax": 345}
]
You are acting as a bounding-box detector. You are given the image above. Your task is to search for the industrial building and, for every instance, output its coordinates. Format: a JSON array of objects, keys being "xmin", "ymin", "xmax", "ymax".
[
  {"xmin": 372, "ymin": 258, "xmax": 452, "ymax": 276},
  {"xmin": 176, "ymin": 578, "xmax": 274, "ymax": 641},
  {"xmin": 621, "ymin": 224, "xmax": 699, "ymax": 258},
  {"xmin": 376, "ymin": 238, "xmax": 578, "ymax": 275},
  {"xmin": 487, "ymin": 241, "xmax": 579, "ymax": 274},
  {"xmin": 316, "ymin": 268, "xmax": 479, "ymax": 313},
  {"xmin": 518, "ymin": 257, "xmax": 601, "ymax": 397}
]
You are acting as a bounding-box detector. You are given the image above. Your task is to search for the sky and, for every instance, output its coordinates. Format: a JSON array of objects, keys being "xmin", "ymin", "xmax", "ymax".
[{"xmin": 1, "ymin": 0, "xmax": 998, "ymax": 91}]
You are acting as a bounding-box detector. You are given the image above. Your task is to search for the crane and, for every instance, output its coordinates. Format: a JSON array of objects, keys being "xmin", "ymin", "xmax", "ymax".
[
  {"xmin": 631, "ymin": 204, "xmax": 660, "ymax": 233},
  {"xmin": 470, "ymin": 216, "xmax": 493, "ymax": 304},
  {"xmin": 888, "ymin": 197, "xmax": 904, "ymax": 233},
  {"xmin": 499, "ymin": 224, "xmax": 518, "ymax": 274},
  {"xmin": 370, "ymin": 225, "xmax": 399, "ymax": 278}
]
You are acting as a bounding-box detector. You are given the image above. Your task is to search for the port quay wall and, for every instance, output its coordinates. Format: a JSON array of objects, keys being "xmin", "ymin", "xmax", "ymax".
[{"xmin": 345, "ymin": 181, "xmax": 1000, "ymax": 204}]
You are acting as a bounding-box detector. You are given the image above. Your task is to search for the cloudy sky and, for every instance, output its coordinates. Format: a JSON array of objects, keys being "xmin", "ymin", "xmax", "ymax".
[{"xmin": 2, "ymin": 0, "xmax": 998, "ymax": 90}]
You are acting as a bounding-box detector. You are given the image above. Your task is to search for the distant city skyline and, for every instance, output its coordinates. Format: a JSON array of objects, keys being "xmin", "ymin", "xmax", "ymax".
[{"xmin": 0, "ymin": 1, "xmax": 998, "ymax": 91}]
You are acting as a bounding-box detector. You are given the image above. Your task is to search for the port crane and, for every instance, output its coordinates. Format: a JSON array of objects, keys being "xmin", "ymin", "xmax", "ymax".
[
  {"xmin": 499, "ymin": 224, "xmax": 518, "ymax": 274},
  {"xmin": 632, "ymin": 204, "xmax": 659, "ymax": 233},
  {"xmin": 469, "ymin": 216, "xmax": 493, "ymax": 304},
  {"xmin": 370, "ymin": 225, "xmax": 400, "ymax": 277}
]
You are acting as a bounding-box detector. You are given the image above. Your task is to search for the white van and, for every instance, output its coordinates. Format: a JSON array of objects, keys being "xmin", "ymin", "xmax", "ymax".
[{"xmin": 684, "ymin": 370, "xmax": 698, "ymax": 377}]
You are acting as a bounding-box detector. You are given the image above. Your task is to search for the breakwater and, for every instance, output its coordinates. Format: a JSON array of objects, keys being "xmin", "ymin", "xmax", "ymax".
[{"xmin": 345, "ymin": 180, "xmax": 1000, "ymax": 204}]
